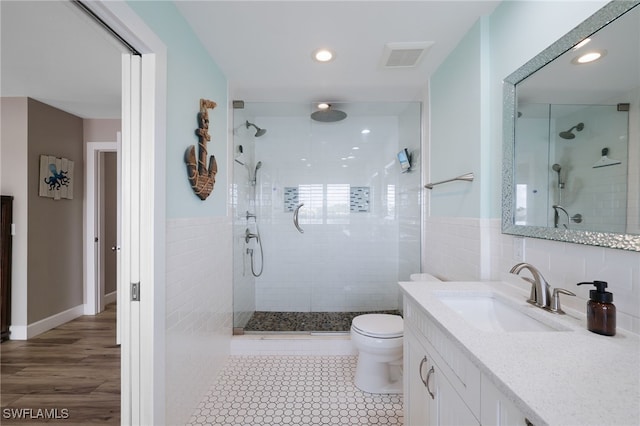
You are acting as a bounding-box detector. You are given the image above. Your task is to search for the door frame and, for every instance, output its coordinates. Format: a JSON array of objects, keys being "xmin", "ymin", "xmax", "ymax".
[{"xmin": 84, "ymin": 141, "xmax": 118, "ymax": 318}]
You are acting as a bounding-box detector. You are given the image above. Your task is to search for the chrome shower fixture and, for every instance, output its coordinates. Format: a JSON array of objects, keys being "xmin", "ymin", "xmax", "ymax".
[
  {"xmin": 234, "ymin": 145, "xmax": 246, "ymax": 165},
  {"xmin": 552, "ymin": 163, "xmax": 564, "ymax": 188},
  {"xmin": 251, "ymin": 161, "xmax": 262, "ymax": 186},
  {"xmin": 246, "ymin": 120, "xmax": 267, "ymax": 137},
  {"xmin": 559, "ymin": 122, "xmax": 584, "ymax": 139},
  {"xmin": 310, "ymin": 104, "xmax": 347, "ymax": 122}
]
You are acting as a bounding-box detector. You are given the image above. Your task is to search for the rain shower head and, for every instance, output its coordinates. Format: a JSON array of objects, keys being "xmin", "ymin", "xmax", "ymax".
[
  {"xmin": 310, "ymin": 104, "xmax": 347, "ymax": 123},
  {"xmin": 246, "ymin": 120, "xmax": 267, "ymax": 137},
  {"xmin": 559, "ymin": 122, "xmax": 584, "ymax": 139}
]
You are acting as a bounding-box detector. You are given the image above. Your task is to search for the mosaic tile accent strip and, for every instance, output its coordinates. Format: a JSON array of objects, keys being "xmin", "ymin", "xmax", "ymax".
[
  {"xmin": 284, "ymin": 187, "xmax": 299, "ymax": 212},
  {"xmin": 187, "ymin": 355, "xmax": 404, "ymax": 426},
  {"xmin": 350, "ymin": 186, "xmax": 370, "ymax": 213},
  {"xmin": 244, "ymin": 310, "xmax": 402, "ymax": 333}
]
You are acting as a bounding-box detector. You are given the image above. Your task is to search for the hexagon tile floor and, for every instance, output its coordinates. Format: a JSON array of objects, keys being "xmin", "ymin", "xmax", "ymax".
[{"xmin": 187, "ymin": 355, "xmax": 404, "ymax": 425}]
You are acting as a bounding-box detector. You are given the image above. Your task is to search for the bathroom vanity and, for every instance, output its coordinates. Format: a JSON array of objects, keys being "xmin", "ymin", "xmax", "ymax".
[{"xmin": 400, "ymin": 280, "xmax": 640, "ymax": 426}]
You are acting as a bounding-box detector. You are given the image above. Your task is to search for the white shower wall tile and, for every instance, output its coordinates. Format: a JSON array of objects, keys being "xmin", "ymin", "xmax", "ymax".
[{"xmin": 166, "ymin": 216, "xmax": 233, "ymax": 426}]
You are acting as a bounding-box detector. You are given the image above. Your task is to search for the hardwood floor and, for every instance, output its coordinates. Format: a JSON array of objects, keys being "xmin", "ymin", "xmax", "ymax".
[{"xmin": 1, "ymin": 304, "xmax": 119, "ymax": 425}]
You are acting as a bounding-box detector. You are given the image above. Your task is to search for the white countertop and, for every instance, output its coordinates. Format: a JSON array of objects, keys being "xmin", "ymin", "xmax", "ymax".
[{"xmin": 399, "ymin": 279, "xmax": 640, "ymax": 426}]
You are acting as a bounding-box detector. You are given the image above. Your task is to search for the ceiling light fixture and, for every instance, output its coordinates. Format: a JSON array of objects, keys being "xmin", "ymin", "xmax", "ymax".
[
  {"xmin": 317, "ymin": 103, "xmax": 330, "ymax": 109},
  {"xmin": 572, "ymin": 49, "xmax": 607, "ymax": 64},
  {"xmin": 313, "ymin": 48, "xmax": 335, "ymax": 62},
  {"xmin": 361, "ymin": 129, "xmax": 371, "ymax": 134},
  {"xmin": 572, "ymin": 38, "xmax": 591, "ymax": 50}
]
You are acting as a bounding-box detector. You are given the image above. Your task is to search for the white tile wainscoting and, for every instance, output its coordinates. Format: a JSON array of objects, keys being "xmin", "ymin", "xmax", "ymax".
[{"xmin": 166, "ymin": 216, "xmax": 233, "ymax": 425}]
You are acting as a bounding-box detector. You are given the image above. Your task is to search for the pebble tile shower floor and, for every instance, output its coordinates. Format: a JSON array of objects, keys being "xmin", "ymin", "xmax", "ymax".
[
  {"xmin": 243, "ymin": 311, "xmax": 402, "ymax": 333},
  {"xmin": 187, "ymin": 355, "xmax": 404, "ymax": 425}
]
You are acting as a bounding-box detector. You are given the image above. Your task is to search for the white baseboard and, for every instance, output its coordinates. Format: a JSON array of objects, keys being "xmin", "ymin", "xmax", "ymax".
[
  {"xmin": 104, "ymin": 291, "xmax": 117, "ymax": 305},
  {"xmin": 9, "ymin": 304, "xmax": 85, "ymax": 340}
]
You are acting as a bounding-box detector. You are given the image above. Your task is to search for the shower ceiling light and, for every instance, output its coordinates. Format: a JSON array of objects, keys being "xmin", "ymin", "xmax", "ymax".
[
  {"xmin": 361, "ymin": 129, "xmax": 371, "ymax": 134},
  {"xmin": 572, "ymin": 49, "xmax": 606, "ymax": 64},
  {"xmin": 317, "ymin": 102, "xmax": 330, "ymax": 109},
  {"xmin": 313, "ymin": 48, "xmax": 335, "ymax": 62}
]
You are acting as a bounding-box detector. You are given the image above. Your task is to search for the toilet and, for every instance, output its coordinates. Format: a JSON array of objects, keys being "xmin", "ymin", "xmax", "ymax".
[
  {"xmin": 351, "ymin": 274, "xmax": 442, "ymax": 394},
  {"xmin": 350, "ymin": 314, "xmax": 404, "ymax": 394}
]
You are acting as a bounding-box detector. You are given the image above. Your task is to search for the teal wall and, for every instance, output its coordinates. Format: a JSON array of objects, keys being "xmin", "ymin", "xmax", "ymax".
[
  {"xmin": 128, "ymin": 1, "xmax": 228, "ymax": 218},
  {"xmin": 429, "ymin": 0, "xmax": 608, "ymax": 219},
  {"xmin": 430, "ymin": 19, "xmax": 486, "ymax": 217}
]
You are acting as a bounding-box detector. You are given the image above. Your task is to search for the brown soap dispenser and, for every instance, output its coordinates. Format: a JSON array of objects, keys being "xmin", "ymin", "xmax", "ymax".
[{"xmin": 577, "ymin": 281, "xmax": 616, "ymax": 336}]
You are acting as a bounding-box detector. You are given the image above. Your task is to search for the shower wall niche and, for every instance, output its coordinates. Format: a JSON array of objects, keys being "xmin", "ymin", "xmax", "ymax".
[{"xmin": 232, "ymin": 102, "xmax": 421, "ymax": 330}]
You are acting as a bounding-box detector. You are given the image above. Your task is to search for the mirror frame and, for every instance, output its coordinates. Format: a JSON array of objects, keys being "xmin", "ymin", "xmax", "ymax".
[{"xmin": 502, "ymin": 0, "xmax": 640, "ymax": 251}]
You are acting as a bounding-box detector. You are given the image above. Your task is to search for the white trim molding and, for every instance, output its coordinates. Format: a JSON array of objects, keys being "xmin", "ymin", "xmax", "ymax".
[{"xmin": 9, "ymin": 304, "xmax": 84, "ymax": 340}]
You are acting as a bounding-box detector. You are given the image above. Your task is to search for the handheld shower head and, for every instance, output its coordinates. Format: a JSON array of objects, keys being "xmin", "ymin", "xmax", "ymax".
[
  {"xmin": 552, "ymin": 163, "xmax": 564, "ymax": 190},
  {"xmin": 251, "ymin": 161, "xmax": 263, "ymax": 186},
  {"xmin": 246, "ymin": 120, "xmax": 267, "ymax": 137},
  {"xmin": 559, "ymin": 122, "xmax": 584, "ymax": 140}
]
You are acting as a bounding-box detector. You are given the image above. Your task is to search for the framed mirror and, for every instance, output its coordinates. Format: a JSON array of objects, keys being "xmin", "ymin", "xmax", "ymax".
[{"xmin": 502, "ymin": 1, "xmax": 640, "ymax": 251}]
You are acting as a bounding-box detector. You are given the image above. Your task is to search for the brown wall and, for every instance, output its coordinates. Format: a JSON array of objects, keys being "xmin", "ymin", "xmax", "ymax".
[{"xmin": 27, "ymin": 99, "xmax": 84, "ymax": 323}]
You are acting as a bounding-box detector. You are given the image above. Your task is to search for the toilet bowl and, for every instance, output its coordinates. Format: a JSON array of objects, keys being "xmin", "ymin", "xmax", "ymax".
[{"xmin": 351, "ymin": 314, "xmax": 403, "ymax": 394}]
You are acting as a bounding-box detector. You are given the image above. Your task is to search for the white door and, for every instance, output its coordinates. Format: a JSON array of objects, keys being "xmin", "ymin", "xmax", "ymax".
[
  {"xmin": 121, "ymin": 51, "xmax": 158, "ymax": 426},
  {"xmin": 120, "ymin": 52, "xmax": 141, "ymax": 426}
]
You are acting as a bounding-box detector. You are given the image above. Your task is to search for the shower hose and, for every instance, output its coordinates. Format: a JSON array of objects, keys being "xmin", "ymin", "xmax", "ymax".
[{"xmin": 249, "ymin": 223, "xmax": 264, "ymax": 277}]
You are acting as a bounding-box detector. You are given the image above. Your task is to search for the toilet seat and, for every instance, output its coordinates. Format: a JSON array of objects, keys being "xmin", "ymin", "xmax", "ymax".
[{"xmin": 351, "ymin": 314, "xmax": 403, "ymax": 339}]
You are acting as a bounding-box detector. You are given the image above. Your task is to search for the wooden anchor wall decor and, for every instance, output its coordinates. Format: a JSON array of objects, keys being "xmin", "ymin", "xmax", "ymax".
[{"xmin": 185, "ymin": 99, "xmax": 218, "ymax": 200}]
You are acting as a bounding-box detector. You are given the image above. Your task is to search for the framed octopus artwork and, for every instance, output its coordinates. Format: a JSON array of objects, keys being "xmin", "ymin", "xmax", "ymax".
[{"xmin": 39, "ymin": 155, "xmax": 74, "ymax": 200}]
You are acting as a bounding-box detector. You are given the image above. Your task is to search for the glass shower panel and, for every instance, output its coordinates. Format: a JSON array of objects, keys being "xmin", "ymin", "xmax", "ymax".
[{"xmin": 232, "ymin": 101, "xmax": 421, "ymax": 331}]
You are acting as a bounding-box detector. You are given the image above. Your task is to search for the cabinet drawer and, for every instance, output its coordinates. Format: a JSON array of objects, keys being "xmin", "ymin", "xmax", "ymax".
[{"xmin": 405, "ymin": 298, "xmax": 481, "ymax": 417}]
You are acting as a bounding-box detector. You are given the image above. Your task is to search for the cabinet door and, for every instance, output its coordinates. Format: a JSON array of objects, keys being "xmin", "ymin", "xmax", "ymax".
[
  {"xmin": 405, "ymin": 328, "xmax": 431, "ymax": 426},
  {"xmin": 481, "ymin": 374, "xmax": 530, "ymax": 426},
  {"xmin": 432, "ymin": 363, "xmax": 480, "ymax": 426}
]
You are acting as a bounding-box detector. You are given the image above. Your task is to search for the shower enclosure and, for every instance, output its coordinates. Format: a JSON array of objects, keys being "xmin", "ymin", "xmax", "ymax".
[
  {"xmin": 514, "ymin": 103, "xmax": 629, "ymax": 233},
  {"xmin": 232, "ymin": 101, "xmax": 422, "ymax": 333}
]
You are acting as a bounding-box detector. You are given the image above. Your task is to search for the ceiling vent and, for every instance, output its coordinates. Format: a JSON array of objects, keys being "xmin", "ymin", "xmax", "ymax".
[{"xmin": 380, "ymin": 41, "xmax": 434, "ymax": 68}]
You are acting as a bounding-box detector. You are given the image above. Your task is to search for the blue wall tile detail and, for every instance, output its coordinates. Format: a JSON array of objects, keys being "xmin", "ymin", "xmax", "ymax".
[
  {"xmin": 284, "ymin": 187, "xmax": 299, "ymax": 212},
  {"xmin": 350, "ymin": 187, "xmax": 370, "ymax": 213}
]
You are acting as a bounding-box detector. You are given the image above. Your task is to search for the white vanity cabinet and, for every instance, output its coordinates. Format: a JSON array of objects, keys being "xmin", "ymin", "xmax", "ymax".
[
  {"xmin": 480, "ymin": 375, "xmax": 531, "ymax": 426},
  {"xmin": 405, "ymin": 326, "xmax": 479, "ymax": 426},
  {"xmin": 404, "ymin": 300, "xmax": 480, "ymax": 426}
]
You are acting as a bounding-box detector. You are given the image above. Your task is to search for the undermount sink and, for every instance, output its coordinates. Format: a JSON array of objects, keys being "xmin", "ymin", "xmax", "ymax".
[{"xmin": 436, "ymin": 293, "xmax": 561, "ymax": 332}]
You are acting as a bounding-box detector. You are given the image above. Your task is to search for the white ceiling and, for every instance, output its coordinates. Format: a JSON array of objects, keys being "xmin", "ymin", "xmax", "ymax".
[
  {"xmin": 0, "ymin": 1, "xmax": 126, "ymax": 119},
  {"xmin": 176, "ymin": 1, "xmax": 501, "ymax": 104},
  {"xmin": 1, "ymin": 1, "xmax": 500, "ymax": 119}
]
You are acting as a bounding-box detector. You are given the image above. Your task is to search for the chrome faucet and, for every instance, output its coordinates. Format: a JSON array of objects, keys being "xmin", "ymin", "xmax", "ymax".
[
  {"xmin": 509, "ymin": 263, "xmax": 551, "ymax": 308},
  {"xmin": 509, "ymin": 262, "xmax": 575, "ymax": 314}
]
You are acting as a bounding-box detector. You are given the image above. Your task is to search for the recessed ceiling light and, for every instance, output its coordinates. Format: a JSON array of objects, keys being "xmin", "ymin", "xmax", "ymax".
[
  {"xmin": 361, "ymin": 129, "xmax": 371, "ymax": 134},
  {"xmin": 317, "ymin": 103, "xmax": 330, "ymax": 110},
  {"xmin": 572, "ymin": 49, "xmax": 606, "ymax": 64},
  {"xmin": 313, "ymin": 48, "xmax": 335, "ymax": 62},
  {"xmin": 352, "ymin": 146, "xmax": 360, "ymax": 150},
  {"xmin": 572, "ymin": 38, "xmax": 591, "ymax": 50}
]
